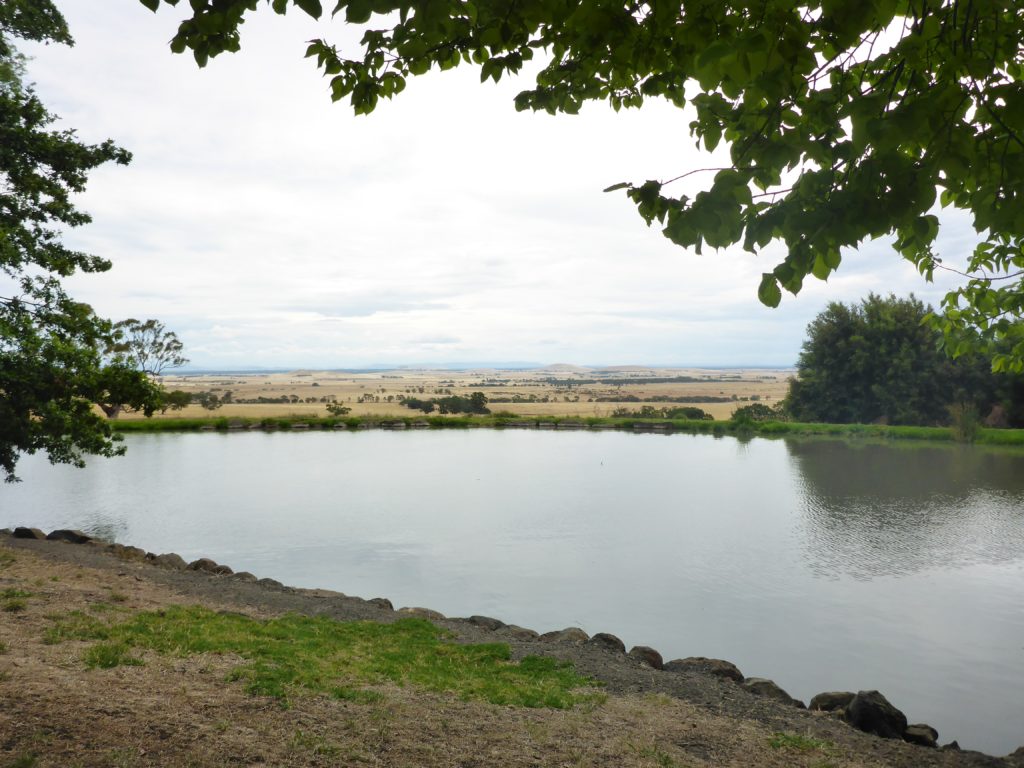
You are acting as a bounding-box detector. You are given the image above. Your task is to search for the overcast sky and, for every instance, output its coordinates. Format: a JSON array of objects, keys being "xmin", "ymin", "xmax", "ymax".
[{"xmin": 17, "ymin": 1, "xmax": 973, "ymax": 369}]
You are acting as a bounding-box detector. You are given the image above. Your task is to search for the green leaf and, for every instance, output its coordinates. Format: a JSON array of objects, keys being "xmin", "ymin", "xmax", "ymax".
[
  {"xmin": 293, "ymin": 0, "xmax": 323, "ymax": 18},
  {"xmin": 702, "ymin": 123, "xmax": 722, "ymax": 152},
  {"xmin": 758, "ymin": 273, "xmax": 782, "ymax": 308},
  {"xmin": 139, "ymin": 0, "xmax": 160, "ymax": 11},
  {"xmin": 345, "ymin": 0, "xmax": 372, "ymax": 23},
  {"xmin": 602, "ymin": 182, "xmax": 629, "ymax": 193}
]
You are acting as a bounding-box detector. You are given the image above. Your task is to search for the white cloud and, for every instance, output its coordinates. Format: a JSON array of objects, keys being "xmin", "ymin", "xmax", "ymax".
[{"xmin": 18, "ymin": 1, "xmax": 979, "ymax": 368}]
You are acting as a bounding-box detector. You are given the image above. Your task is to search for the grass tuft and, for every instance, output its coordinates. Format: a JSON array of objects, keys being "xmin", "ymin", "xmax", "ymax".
[
  {"xmin": 3, "ymin": 597, "xmax": 29, "ymax": 611},
  {"xmin": 43, "ymin": 610, "xmax": 106, "ymax": 644},
  {"xmin": 46, "ymin": 606, "xmax": 597, "ymax": 709},
  {"xmin": 83, "ymin": 642, "xmax": 144, "ymax": 669},
  {"xmin": 768, "ymin": 732, "xmax": 833, "ymax": 752}
]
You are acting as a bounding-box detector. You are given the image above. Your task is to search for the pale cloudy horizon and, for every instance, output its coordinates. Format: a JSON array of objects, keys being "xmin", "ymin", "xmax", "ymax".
[{"xmin": 16, "ymin": 1, "xmax": 973, "ymax": 369}]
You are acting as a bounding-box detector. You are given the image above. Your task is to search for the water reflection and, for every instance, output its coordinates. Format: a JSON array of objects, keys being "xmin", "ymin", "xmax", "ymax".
[
  {"xmin": 3, "ymin": 431, "xmax": 1024, "ymax": 754},
  {"xmin": 786, "ymin": 439, "xmax": 1024, "ymax": 579}
]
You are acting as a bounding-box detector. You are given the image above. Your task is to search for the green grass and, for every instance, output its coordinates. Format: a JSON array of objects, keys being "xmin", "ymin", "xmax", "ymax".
[
  {"xmin": 46, "ymin": 606, "xmax": 596, "ymax": 708},
  {"xmin": 0, "ymin": 551, "xmax": 16, "ymax": 569},
  {"xmin": 83, "ymin": 642, "xmax": 144, "ymax": 669},
  {"xmin": 2, "ymin": 588, "xmax": 31, "ymax": 613},
  {"xmin": 108, "ymin": 413, "xmax": 1024, "ymax": 445},
  {"xmin": 768, "ymin": 732, "xmax": 834, "ymax": 752}
]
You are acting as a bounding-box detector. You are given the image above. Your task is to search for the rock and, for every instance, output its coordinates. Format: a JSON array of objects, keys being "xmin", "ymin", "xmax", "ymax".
[
  {"xmin": 664, "ymin": 657, "xmax": 744, "ymax": 683},
  {"xmin": 942, "ymin": 741, "xmax": 961, "ymax": 751},
  {"xmin": 107, "ymin": 544, "xmax": 146, "ymax": 562},
  {"xmin": 368, "ymin": 597, "xmax": 394, "ymax": 611},
  {"xmin": 232, "ymin": 571, "xmax": 258, "ymax": 583},
  {"xmin": 538, "ymin": 627, "xmax": 589, "ymax": 644},
  {"xmin": 845, "ymin": 690, "xmax": 907, "ymax": 739},
  {"xmin": 0, "ymin": 528, "xmax": 11, "ymax": 536},
  {"xmin": 298, "ymin": 587, "xmax": 345, "ymax": 598},
  {"xmin": 13, "ymin": 527, "xmax": 46, "ymax": 540},
  {"xmin": 586, "ymin": 633, "xmax": 626, "ymax": 654},
  {"xmin": 904, "ymin": 724, "xmax": 939, "ymax": 748},
  {"xmin": 257, "ymin": 578, "xmax": 284, "ymax": 589},
  {"xmin": 46, "ymin": 529, "xmax": 92, "ymax": 544},
  {"xmin": 495, "ymin": 625, "xmax": 539, "ymax": 641},
  {"xmin": 741, "ymin": 678, "xmax": 805, "ymax": 708},
  {"xmin": 150, "ymin": 553, "xmax": 188, "ymax": 570},
  {"xmin": 628, "ymin": 646, "xmax": 664, "ymax": 669},
  {"xmin": 397, "ymin": 607, "xmax": 445, "ymax": 621},
  {"xmin": 466, "ymin": 615, "xmax": 505, "ymax": 631},
  {"xmin": 809, "ymin": 691, "xmax": 856, "ymax": 712},
  {"xmin": 1005, "ymin": 746, "xmax": 1024, "ymax": 765},
  {"xmin": 188, "ymin": 558, "xmax": 220, "ymax": 573},
  {"xmin": 212, "ymin": 564, "xmax": 233, "ymax": 575}
]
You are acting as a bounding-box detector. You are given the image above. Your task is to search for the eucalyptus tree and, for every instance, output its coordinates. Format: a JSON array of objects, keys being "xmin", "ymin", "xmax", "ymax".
[{"xmin": 107, "ymin": 318, "xmax": 189, "ymax": 376}]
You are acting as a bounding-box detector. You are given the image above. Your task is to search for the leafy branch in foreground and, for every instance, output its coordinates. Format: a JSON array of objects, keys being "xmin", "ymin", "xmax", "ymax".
[{"xmin": 143, "ymin": 0, "xmax": 1024, "ymax": 369}]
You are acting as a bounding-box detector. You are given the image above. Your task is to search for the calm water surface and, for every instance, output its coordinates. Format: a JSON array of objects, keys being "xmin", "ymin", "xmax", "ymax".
[{"xmin": 3, "ymin": 431, "xmax": 1023, "ymax": 755}]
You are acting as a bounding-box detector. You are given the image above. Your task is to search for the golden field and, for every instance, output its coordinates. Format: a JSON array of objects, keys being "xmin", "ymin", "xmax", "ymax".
[{"xmin": 137, "ymin": 366, "xmax": 794, "ymax": 421}]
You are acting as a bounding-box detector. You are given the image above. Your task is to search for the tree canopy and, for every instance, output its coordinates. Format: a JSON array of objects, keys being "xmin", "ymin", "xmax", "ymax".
[
  {"xmin": 785, "ymin": 293, "xmax": 1023, "ymax": 426},
  {"xmin": 142, "ymin": 0, "xmax": 1024, "ymax": 370},
  {"xmin": 106, "ymin": 318, "xmax": 189, "ymax": 376},
  {"xmin": 0, "ymin": 1, "xmax": 163, "ymax": 481}
]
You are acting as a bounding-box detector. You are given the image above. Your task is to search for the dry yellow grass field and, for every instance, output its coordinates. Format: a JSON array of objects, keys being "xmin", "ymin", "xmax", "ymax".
[{"xmin": 132, "ymin": 367, "xmax": 793, "ymax": 421}]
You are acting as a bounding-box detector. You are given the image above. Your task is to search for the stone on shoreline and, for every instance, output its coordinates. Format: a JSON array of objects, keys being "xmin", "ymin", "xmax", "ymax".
[
  {"xmin": 587, "ymin": 633, "xmax": 626, "ymax": 654},
  {"xmin": 628, "ymin": 646, "xmax": 664, "ymax": 669},
  {"xmin": 741, "ymin": 678, "xmax": 805, "ymax": 708},
  {"xmin": 904, "ymin": 723, "xmax": 939, "ymax": 748},
  {"xmin": 466, "ymin": 615, "xmax": 505, "ymax": 631},
  {"xmin": 368, "ymin": 597, "xmax": 394, "ymax": 611},
  {"xmin": 107, "ymin": 543, "xmax": 147, "ymax": 562},
  {"xmin": 664, "ymin": 657, "xmax": 744, "ymax": 683},
  {"xmin": 845, "ymin": 690, "xmax": 908, "ymax": 739},
  {"xmin": 538, "ymin": 627, "xmax": 589, "ymax": 644},
  {"xmin": 496, "ymin": 625, "xmax": 539, "ymax": 641},
  {"xmin": 13, "ymin": 527, "xmax": 46, "ymax": 540},
  {"xmin": 188, "ymin": 558, "xmax": 220, "ymax": 573},
  {"xmin": 46, "ymin": 529, "xmax": 92, "ymax": 544},
  {"xmin": 148, "ymin": 553, "xmax": 188, "ymax": 570},
  {"xmin": 232, "ymin": 571, "xmax": 258, "ymax": 583},
  {"xmin": 398, "ymin": 607, "xmax": 446, "ymax": 621},
  {"xmin": 257, "ymin": 577, "xmax": 284, "ymax": 589},
  {"xmin": 809, "ymin": 691, "xmax": 856, "ymax": 712}
]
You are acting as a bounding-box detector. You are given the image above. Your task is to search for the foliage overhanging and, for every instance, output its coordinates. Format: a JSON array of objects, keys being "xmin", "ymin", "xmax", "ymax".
[{"xmin": 143, "ymin": 0, "xmax": 1024, "ymax": 370}]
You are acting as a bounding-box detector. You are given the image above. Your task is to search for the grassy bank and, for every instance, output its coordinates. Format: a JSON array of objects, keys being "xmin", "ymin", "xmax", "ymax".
[
  {"xmin": 109, "ymin": 414, "xmax": 1024, "ymax": 445},
  {"xmin": 45, "ymin": 606, "xmax": 595, "ymax": 709},
  {"xmin": 9, "ymin": 542, "xmax": 918, "ymax": 768}
]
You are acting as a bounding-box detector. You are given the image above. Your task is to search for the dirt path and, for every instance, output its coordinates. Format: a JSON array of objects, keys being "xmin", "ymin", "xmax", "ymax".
[{"xmin": 1, "ymin": 535, "xmax": 1019, "ymax": 768}]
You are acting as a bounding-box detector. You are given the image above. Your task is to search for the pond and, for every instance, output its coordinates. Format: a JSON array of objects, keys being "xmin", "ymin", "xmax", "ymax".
[{"xmin": 3, "ymin": 430, "xmax": 1023, "ymax": 755}]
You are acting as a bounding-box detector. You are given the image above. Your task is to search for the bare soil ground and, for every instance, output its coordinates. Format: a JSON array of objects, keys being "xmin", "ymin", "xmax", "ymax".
[
  {"xmin": 136, "ymin": 367, "xmax": 792, "ymax": 422},
  {"xmin": 1, "ymin": 536, "xmax": 1018, "ymax": 768}
]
